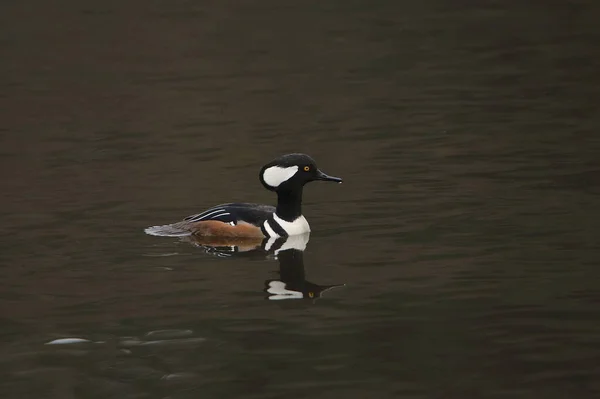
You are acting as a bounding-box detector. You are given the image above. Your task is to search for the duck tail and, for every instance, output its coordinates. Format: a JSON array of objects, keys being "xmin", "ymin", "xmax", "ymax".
[{"xmin": 144, "ymin": 223, "xmax": 192, "ymax": 237}]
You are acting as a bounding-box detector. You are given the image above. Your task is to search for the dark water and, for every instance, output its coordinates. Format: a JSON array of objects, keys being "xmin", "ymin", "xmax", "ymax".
[{"xmin": 2, "ymin": 0, "xmax": 600, "ymax": 398}]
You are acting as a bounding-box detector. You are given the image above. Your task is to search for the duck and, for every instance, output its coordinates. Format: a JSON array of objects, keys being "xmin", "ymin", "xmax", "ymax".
[{"xmin": 144, "ymin": 153, "xmax": 342, "ymax": 238}]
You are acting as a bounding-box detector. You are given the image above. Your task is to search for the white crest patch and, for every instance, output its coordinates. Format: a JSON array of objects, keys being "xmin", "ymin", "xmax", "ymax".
[{"xmin": 262, "ymin": 165, "xmax": 298, "ymax": 188}]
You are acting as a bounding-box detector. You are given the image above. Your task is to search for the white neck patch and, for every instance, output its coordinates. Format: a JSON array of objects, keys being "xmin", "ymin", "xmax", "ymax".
[{"xmin": 262, "ymin": 165, "xmax": 298, "ymax": 188}]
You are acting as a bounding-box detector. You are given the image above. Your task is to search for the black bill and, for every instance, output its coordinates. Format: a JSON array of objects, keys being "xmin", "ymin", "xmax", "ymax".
[{"xmin": 316, "ymin": 169, "xmax": 343, "ymax": 183}]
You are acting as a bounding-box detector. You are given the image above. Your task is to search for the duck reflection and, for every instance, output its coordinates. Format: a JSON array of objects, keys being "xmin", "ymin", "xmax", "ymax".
[
  {"xmin": 184, "ymin": 235, "xmax": 267, "ymax": 258},
  {"xmin": 186, "ymin": 233, "xmax": 344, "ymax": 300}
]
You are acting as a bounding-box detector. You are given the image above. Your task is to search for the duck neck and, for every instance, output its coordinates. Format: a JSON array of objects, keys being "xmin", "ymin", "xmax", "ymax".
[{"xmin": 275, "ymin": 188, "xmax": 303, "ymax": 222}]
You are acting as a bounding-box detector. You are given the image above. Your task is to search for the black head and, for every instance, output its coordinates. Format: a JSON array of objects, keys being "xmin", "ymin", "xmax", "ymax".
[{"xmin": 259, "ymin": 153, "xmax": 342, "ymax": 192}]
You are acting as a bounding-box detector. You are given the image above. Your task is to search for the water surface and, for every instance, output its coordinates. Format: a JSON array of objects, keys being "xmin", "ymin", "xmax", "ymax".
[{"xmin": 1, "ymin": 0, "xmax": 599, "ymax": 398}]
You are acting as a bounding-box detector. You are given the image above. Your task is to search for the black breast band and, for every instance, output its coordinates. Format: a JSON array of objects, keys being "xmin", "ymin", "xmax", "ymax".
[{"xmin": 261, "ymin": 216, "xmax": 288, "ymax": 237}]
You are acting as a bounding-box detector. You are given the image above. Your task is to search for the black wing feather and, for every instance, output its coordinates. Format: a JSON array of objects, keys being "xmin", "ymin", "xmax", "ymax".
[{"xmin": 184, "ymin": 203, "xmax": 275, "ymax": 226}]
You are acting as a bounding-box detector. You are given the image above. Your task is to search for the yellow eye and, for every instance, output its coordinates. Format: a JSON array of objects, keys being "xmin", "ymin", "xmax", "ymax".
[{"xmin": 303, "ymin": 166, "xmax": 310, "ymax": 172}]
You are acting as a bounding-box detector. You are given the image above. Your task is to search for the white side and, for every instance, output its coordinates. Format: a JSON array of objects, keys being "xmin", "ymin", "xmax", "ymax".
[
  {"xmin": 273, "ymin": 214, "xmax": 311, "ymax": 236},
  {"xmin": 262, "ymin": 165, "xmax": 298, "ymax": 188}
]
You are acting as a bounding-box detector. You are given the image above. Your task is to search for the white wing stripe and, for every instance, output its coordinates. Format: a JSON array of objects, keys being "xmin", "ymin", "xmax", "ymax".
[
  {"xmin": 190, "ymin": 208, "xmax": 225, "ymax": 219},
  {"xmin": 187, "ymin": 208, "xmax": 227, "ymax": 222},
  {"xmin": 210, "ymin": 212, "xmax": 231, "ymax": 219}
]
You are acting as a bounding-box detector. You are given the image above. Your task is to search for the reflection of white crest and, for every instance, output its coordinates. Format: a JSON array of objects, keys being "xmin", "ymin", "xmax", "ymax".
[
  {"xmin": 264, "ymin": 232, "xmax": 310, "ymax": 253},
  {"xmin": 262, "ymin": 165, "xmax": 298, "ymax": 187},
  {"xmin": 266, "ymin": 281, "xmax": 303, "ymax": 300}
]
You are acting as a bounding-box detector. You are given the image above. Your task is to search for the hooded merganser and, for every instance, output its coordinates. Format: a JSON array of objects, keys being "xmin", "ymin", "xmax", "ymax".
[{"xmin": 144, "ymin": 153, "xmax": 342, "ymax": 238}]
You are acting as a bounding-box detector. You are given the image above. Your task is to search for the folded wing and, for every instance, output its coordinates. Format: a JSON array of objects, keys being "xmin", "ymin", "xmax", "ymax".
[{"xmin": 145, "ymin": 203, "xmax": 275, "ymax": 237}]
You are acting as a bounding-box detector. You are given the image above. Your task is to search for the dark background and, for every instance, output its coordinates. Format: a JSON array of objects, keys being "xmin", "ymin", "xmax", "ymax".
[{"xmin": 1, "ymin": 1, "xmax": 599, "ymax": 398}]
